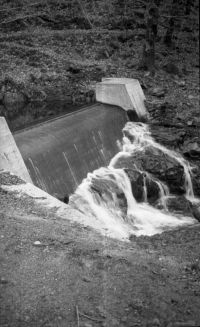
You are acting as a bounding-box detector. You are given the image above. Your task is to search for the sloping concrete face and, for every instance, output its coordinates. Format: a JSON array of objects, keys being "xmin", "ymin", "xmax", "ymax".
[
  {"xmin": 96, "ymin": 78, "xmax": 146, "ymax": 118},
  {"xmin": 14, "ymin": 104, "xmax": 127, "ymax": 198},
  {"xmin": 0, "ymin": 117, "xmax": 32, "ymax": 183}
]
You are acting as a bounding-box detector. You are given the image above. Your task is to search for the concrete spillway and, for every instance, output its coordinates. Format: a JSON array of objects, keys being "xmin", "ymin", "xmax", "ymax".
[{"xmin": 14, "ymin": 103, "xmax": 127, "ymax": 198}]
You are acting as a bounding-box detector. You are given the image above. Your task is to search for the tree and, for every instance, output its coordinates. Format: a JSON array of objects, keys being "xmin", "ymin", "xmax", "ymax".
[
  {"xmin": 164, "ymin": 0, "xmax": 183, "ymax": 47},
  {"xmin": 139, "ymin": 0, "xmax": 160, "ymax": 72}
]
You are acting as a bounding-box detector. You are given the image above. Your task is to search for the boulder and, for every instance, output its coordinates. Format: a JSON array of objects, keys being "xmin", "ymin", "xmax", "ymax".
[
  {"xmin": 113, "ymin": 147, "xmax": 185, "ymax": 195},
  {"xmin": 124, "ymin": 168, "xmax": 144, "ymax": 202},
  {"xmin": 182, "ymin": 138, "xmax": 200, "ymax": 158},
  {"xmin": 189, "ymin": 202, "xmax": 200, "ymax": 222},
  {"xmin": 163, "ymin": 62, "xmax": 180, "ymax": 76},
  {"xmin": 149, "ymin": 87, "xmax": 166, "ymax": 98},
  {"xmin": 191, "ymin": 169, "xmax": 200, "ymax": 197},
  {"xmin": 167, "ymin": 196, "xmax": 192, "ymax": 216},
  {"xmin": 150, "ymin": 126, "xmax": 185, "ymax": 149}
]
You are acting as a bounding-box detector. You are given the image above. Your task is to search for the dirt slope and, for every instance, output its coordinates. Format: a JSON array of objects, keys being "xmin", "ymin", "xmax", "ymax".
[{"xmin": 1, "ymin": 174, "xmax": 200, "ymax": 327}]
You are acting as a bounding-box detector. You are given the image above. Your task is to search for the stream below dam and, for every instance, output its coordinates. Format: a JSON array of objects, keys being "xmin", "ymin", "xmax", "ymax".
[{"xmin": 13, "ymin": 102, "xmax": 200, "ymax": 239}]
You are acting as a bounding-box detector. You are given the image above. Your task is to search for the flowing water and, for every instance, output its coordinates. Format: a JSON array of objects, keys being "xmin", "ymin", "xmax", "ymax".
[{"xmin": 70, "ymin": 122, "xmax": 197, "ymax": 240}]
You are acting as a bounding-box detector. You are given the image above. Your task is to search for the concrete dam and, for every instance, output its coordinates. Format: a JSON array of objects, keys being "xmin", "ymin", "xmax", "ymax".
[
  {"xmin": 1, "ymin": 78, "xmax": 198, "ymax": 240},
  {"xmin": 1, "ymin": 78, "xmax": 146, "ymax": 200},
  {"xmin": 14, "ymin": 104, "xmax": 127, "ymax": 198}
]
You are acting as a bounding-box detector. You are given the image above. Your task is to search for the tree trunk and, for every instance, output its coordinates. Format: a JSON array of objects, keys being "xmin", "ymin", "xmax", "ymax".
[
  {"xmin": 164, "ymin": 0, "xmax": 182, "ymax": 47},
  {"xmin": 185, "ymin": 0, "xmax": 194, "ymax": 15},
  {"xmin": 139, "ymin": 2, "xmax": 159, "ymax": 71}
]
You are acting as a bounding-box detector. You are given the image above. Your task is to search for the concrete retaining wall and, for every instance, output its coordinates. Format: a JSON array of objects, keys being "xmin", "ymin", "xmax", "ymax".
[
  {"xmin": 0, "ymin": 117, "xmax": 32, "ymax": 183},
  {"xmin": 96, "ymin": 78, "xmax": 146, "ymax": 117}
]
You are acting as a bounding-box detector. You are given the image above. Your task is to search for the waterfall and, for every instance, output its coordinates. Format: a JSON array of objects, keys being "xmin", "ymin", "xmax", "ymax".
[
  {"xmin": 122, "ymin": 122, "xmax": 195, "ymax": 199},
  {"xmin": 70, "ymin": 122, "xmax": 197, "ymax": 240}
]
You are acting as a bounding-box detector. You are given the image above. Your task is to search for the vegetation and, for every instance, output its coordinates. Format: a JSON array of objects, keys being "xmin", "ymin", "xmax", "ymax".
[{"xmin": 0, "ymin": 0, "xmax": 199, "ymax": 129}]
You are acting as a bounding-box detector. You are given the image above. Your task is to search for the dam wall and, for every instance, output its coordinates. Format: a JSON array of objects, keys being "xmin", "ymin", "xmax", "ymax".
[
  {"xmin": 96, "ymin": 78, "xmax": 146, "ymax": 117},
  {"xmin": 14, "ymin": 104, "xmax": 127, "ymax": 198},
  {"xmin": 0, "ymin": 117, "xmax": 32, "ymax": 183}
]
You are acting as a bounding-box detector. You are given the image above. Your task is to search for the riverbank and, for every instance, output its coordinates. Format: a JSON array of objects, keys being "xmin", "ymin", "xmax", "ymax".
[
  {"xmin": 1, "ymin": 171, "xmax": 200, "ymax": 327},
  {"xmin": 0, "ymin": 21, "xmax": 199, "ymax": 130}
]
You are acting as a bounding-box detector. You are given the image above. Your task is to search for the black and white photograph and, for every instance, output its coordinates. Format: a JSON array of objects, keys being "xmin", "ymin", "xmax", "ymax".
[{"xmin": 0, "ymin": 0, "xmax": 199, "ymax": 326}]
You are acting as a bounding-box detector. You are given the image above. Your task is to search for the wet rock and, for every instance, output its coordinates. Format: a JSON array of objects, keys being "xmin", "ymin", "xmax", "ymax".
[
  {"xmin": 115, "ymin": 148, "xmax": 185, "ymax": 195},
  {"xmin": 146, "ymin": 176, "xmax": 160, "ymax": 204},
  {"xmin": 124, "ymin": 169, "xmax": 144, "ymax": 201},
  {"xmin": 189, "ymin": 202, "xmax": 200, "ymax": 222},
  {"xmin": 167, "ymin": 196, "xmax": 192, "ymax": 215},
  {"xmin": 193, "ymin": 183, "xmax": 200, "ymax": 197},
  {"xmin": 141, "ymin": 149, "xmax": 185, "ymax": 194},
  {"xmin": 182, "ymin": 138, "xmax": 200, "ymax": 158}
]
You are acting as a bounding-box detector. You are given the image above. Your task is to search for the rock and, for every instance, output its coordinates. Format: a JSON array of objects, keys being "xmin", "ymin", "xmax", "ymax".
[
  {"xmin": 192, "ymin": 174, "xmax": 200, "ymax": 197},
  {"xmin": 124, "ymin": 169, "xmax": 144, "ymax": 201},
  {"xmin": 182, "ymin": 138, "xmax": 200, "ymax": 158},
  {"xmin": 175, "ymin": 80, "xmax": 186, "ymax": 87},
  {"xmin": 163, "ymin": 62, "xmax": 180, "ymax": 76},
  {"xmin": 0, "ymin": 91, "xmax": 4, "ymax": 103},
  {"xmin": 129, "ymin": 148, "xmax": 185, "ymax": 194},
  {"xmin": 151, "ymin": 126, "xmax": 185, "ymax": 149},
  {"xmin": 68, "ymin": 65, "xmax": 81, "ymax": 74},
  {"xmin": 33, "ymin": 241, "xmax": 42, "ymax": 246},
  {"xmin": 137, "ymin": 148, "xmax": 184, "ymax": 194},
  {"xmin": 189, "ymin": 202, "xmax": 200, "ymax": 222},
  {"xmin": 149, "ymin": 87, "xmax": 166, "ymax": 97},
  {"xmin": 167, "ymin": 196, "xmax": 192, "ymax": 215}
]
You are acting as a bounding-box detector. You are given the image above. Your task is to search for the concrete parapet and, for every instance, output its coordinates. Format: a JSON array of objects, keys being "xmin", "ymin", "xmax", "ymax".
[
  {"xmin": 96, "ymin": 78, "xmax": 146, "ymax": 118},
  {"xmin": 0, "ymin": 117, "xmax": 32, "ymax": 183}
]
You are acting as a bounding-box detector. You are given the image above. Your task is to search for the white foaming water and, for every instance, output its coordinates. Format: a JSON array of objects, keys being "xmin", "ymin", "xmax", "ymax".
[
  {"xmin": 155, "ymin": 180, "xmax": 169, "ymax": 210},
  {"xmin": 123, "ymin": 122, "xmax": 195, "ymax": 199},
  {"xmin": 70, "ymin": 122, "xmax": 197, "ymax": 240}
]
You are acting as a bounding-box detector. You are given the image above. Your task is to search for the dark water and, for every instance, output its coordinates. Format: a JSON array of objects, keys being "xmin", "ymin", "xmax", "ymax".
[{"xmin": 1, "ymin": 100, "xmax": 86, "ymax": 132}]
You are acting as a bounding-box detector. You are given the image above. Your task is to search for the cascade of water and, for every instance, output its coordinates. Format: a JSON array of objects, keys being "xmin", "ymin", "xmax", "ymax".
[
  {"xmin": 155, "ymin": 180, "xmax": 170, "ymax": 210},
  {"xmin": 143, "ymin": 174, "xmax": 148, "ymax": 203},
  {"xmin": 123, "ymin": 122, "xmax": 195, "ymax": 200},
  {"xmin": 70, "ymin": 121, "xmax": 196, "ymax": 240}
]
